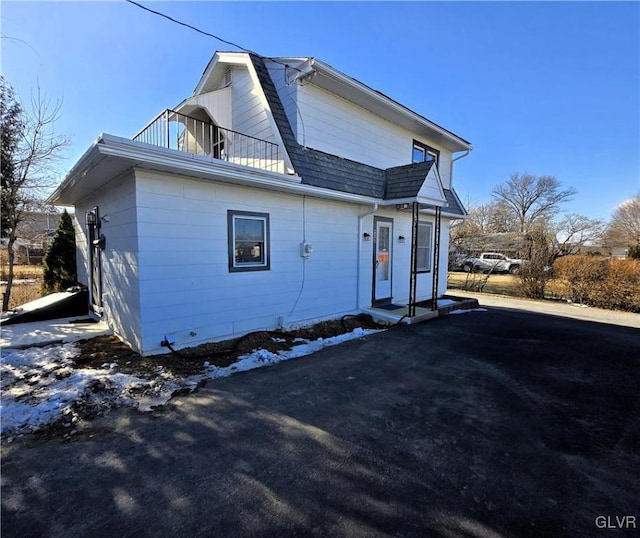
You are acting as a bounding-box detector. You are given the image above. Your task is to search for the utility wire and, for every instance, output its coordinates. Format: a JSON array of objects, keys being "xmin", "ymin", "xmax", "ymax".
[{"xmin": 124, "ymin": 0, "xmax": 302, "ymax": 74}]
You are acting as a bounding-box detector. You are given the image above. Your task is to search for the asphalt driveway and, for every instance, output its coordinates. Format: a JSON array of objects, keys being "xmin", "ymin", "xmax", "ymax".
[{"xmin": 2, "ymin": 305, "xmax": 639, "ymax": 537}]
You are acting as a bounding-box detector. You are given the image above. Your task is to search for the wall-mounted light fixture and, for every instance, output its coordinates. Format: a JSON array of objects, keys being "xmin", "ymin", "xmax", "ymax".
[
  {"xmin": 398, "ymin": 235, "xmax": 406, "ymax": 243},
  {"xmin": 362, "ymin": 232, "xmax": 371, "ymax": 241},
  {"xmin": 396, "ymin": 203, "xmax": 410, "ymax": 211},
  {"xmin": 92, "ymin": 234, "xmax": 106, "ymax": 250}
]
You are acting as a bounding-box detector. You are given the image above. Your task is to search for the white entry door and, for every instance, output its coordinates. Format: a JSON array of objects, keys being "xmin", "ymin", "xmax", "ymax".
[{"xmin": 373, "ymin": 217, "xmax": 393, "ymax": 304}]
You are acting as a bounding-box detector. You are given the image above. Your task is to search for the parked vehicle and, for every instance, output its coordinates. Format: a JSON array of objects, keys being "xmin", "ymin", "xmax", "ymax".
[{"xmin": 461, "ymin": 252, "xmax": 526, "ymax": 274}]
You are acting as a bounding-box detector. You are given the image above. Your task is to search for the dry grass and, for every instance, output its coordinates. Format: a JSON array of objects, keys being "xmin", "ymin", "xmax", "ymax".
[
  {"xmin": 447, "ymin": 272, "xmax": 522, "ymax": 295},
  {"xmin": 1, "ymin": 263, "xmax": 44, "ymax": 310},
  {"xmin": 447, "ymin": 271, "xmax": 566, "ymax": 299},
  {"xmin": 0, "ymin": 264, "xmax": 43, "ymax": 281},
  {"xmin": 1, "ymin": 281, "xmax": 42, "ymax": 310}
]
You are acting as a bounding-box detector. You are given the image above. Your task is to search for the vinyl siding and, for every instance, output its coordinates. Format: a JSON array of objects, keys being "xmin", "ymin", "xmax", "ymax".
[
  {"xmin": 184, "ymin": 87, "xmax": 232, "ymax": 129},
  {"xmin": 134, "ymin": 169, "xmax": 371, "ymax": 355},
  {"xmin": 294, "ymin": 84, "xmax": 454, "ymax": 188},
  {"xmin": 76, "ymin": 169, "xmax": 447, "ymax": 355},
  {"xmin": 231, "ymin": 66, "xmax": 277, "ymax": 144},
  {"xmin": 73, "ymin": 171, "xmax": 142, "ymax": 351},
  {"xmin": 267, "ymin": 62, "xmax": 300, "ymax": 142}
]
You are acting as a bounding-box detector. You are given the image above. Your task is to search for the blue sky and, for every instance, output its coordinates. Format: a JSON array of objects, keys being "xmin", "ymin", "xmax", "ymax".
[{"xmin": 2, "ymin": 1, "xmax": 638, "ymax": 221}]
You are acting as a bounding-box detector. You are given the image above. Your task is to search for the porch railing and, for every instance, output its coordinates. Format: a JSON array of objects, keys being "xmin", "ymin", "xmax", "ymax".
[{"xmin": 133, "ymin": 109, "xmax": 282, "ymax": 173}]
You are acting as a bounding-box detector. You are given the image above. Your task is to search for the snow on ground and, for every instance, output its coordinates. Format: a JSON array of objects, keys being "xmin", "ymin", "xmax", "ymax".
[
  {"xmin": 0, "ymin": 317, "xmax": 112, "ymax": 349},
  {"xmin": 0, "ymin": 343, "xmax": 172, "ymax": 437},
  {"xmin": 193, "ymin": 327, "xmax": 381, "ymax": 383},
  {"xmin": 1, "ymin": 328, "xmax": 382, "ymax": 437},
  {"xmin": 448, "ymin": 308, "xmax": 488, "ymax": 315},
  {"xmin": 1, "ymin": 291, "xmax": 77, "ymax": 313}
]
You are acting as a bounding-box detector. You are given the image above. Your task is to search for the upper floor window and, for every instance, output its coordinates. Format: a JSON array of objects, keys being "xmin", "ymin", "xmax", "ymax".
[
  {"xmin": 227, "ymin": 210, "xmax": 270, "ymax": 272},
  {"xmin": 412, "ymin": 140, "xmax": 440, "ymax": 167}
]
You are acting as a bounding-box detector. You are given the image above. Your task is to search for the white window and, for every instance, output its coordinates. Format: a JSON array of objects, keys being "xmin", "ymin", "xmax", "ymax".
[
  {"xmin": 228, "ymin": 210, "xmax": 270, "ymax": 272},
  {"xmin": 412, "ymin": 140, "xmax": 440, "ymax": 167},
  {"xmin": 416, "ymin": 221, "xmax": 432, "ymax": 272}
]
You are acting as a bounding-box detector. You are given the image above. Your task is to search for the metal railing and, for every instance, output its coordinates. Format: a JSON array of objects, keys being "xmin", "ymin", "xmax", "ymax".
[{"xmin": 133, "ymin": 109, "xmax": 282, "ymax": 173}]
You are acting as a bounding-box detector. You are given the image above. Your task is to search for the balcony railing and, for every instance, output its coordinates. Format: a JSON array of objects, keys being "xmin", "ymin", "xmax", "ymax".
[{"xmin": 133, "ymin": 109, "xmax": 282, "ymax": 173}]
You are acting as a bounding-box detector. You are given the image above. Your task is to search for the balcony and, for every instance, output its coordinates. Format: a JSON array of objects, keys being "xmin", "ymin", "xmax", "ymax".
[{"xmin": 133, "ymin": 109, "xmax": 283, "ymax": 174}]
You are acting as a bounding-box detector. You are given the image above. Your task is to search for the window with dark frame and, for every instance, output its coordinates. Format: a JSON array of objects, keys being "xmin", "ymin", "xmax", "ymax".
[
  {"xmin": 412, "ymin": 140, "xmax": 440, "ymax": 167},
  {"xmin": 227, "ymin": 210, "xmax": 270, "ymax": 272},
  {"xmin": 416, "ymin": 221, "xmax": 433, "ymax": 272}
]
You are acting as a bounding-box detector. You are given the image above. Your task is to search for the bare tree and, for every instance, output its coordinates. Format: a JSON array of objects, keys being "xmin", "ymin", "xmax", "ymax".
[
  {"xmin": 450, "ymin": 200, "xmax": 519, "ymax": 247},
  {"xmin": 556, "ymin": 213, "xmax": 605, "ymax": 255},
  {"xmin": 603, "ymin": 194, "xmax": 640, "ymax": 249},
  {"xmin": 1, "ymin": 78, "xmax": 69, "ymax": 311},
  {"xmin": 486, "ymin": 201, "xmax": 519, "ymax": 233},
  {"xmin": 492, "ymin": 173, "xmax": 576, "ymax": 233}
]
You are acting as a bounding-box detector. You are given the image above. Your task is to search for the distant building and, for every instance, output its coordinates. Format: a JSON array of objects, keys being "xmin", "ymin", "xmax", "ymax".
[
  {"xmin": 1, "ymin": 211, "xmax": 61, "ymax": 264},
  {"xmin": 452, "ymin": 232, "xmax": 531, "ymax": 258},
  {"xmin": 610, "ymin": 246, "xmax": 629, "ymax": 259}
]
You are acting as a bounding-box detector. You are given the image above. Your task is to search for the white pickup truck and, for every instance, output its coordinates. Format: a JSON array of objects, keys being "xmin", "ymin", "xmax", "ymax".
[{"xmin": 461, "ymin": 252, "xmax": 525, "ymax": 274}]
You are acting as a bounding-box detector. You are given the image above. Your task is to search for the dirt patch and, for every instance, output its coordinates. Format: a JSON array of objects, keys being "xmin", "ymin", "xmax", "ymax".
[{"xmin": 75, "ymin": 313, "xmax": 385, "ymax": 378}]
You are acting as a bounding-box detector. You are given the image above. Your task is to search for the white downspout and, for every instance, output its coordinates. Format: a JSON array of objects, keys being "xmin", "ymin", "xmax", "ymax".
[
  {"xmin": 451, "ymin": 148, "xmax": 472, "ymax": 186},
  {"xmin": 452, "ymin": 148, "xmax": 472, "ymax": 163},
  {"xmin": 356, "ymin": 203, "xmax": 378, "ymax": 310}
]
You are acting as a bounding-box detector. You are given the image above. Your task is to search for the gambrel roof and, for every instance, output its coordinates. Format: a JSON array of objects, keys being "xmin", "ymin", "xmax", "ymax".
[
  {"xmin": 250, "ymin": 54, "xmax": 466, "ymax": 214},
  {"xmin": 49, "ymin": 51, "xmax": 468, "ymax": 217}
]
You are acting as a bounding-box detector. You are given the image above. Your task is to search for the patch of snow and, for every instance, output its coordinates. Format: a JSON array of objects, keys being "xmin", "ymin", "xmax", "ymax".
[
  {"xmin": 2, "ymin": 291, "xmax": 77, "ymax": 312},
  {"xmin": 438, "ymin": 299, "xmax": 458, "ymax": 307},
  {"xmin": 448, "ymin": 308, "xmax": 488, "ymax": 315},
  {"xmin": 196, "ymin": 327, "xmax": 382, "ymax": 382},
  {"xmin": 1, "ymin": 327, "xmax": 384, "ymax": 437},
  {"xmin": 0, "ymin": 317, "xmax": 111, "ymax": 349},
  {"xmin": 0, "ymin": 343, "xmax": 177, "ymax": 436},
  {"xmin": 0, "ymin": 278, "xmax": 38, "ymax": 285}
]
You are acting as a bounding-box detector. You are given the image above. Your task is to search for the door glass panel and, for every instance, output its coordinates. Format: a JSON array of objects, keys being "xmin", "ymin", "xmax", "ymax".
[{"xmin": 377, "ymin": 226, "xmax": 390, "ymax": 281}]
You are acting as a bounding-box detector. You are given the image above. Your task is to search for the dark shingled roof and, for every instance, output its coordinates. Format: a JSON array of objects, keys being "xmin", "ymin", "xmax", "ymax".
[
  {"xmin": 251, "ymin": 54, "xmax": 386, "ymax": 197},
  {"xmin": 385, "ymin": 161, "xmax": 434, "ymax": 199},
  {"xmin": 442, "ymin": 189, "xmax": 466, "ymax": 216},
  {"xmin": 250, "ymin": 54, "xmax": 468, "ymax": 215},
  {"xmin": 297, "ymin": 148, "xmax": 387, "ymax": 198}
]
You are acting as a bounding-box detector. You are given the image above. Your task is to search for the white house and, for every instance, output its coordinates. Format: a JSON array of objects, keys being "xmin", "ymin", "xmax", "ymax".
[{"xmin": 48, "ymin": 52, "xmax": 472, "ymax": 355}]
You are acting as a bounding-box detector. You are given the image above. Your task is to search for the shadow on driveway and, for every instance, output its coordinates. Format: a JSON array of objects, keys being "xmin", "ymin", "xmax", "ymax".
[{"xmin": 2, "ymin": 307, "xmax": 639, "ymax": 537}]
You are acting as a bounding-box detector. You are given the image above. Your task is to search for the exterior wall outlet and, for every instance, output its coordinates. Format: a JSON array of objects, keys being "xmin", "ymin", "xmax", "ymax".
[{"xmin": 300, "ymin": 242, "xmax": 313, "ymax": 258}]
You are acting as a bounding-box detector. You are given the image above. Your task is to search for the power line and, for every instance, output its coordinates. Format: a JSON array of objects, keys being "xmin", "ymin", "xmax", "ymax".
[
  {"xmin": 124, "ymin": 0, "xmax": 250, "ymax": 52},
  {"xmin": 124, "ymin": 0, "xmax": 302, "ymax": 73}
]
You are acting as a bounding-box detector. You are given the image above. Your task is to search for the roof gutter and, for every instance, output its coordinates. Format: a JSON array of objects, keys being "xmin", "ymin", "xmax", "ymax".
[
  {"xmin": 46, "ymin": 135, "xmax": 106, "ymax": 205},
  {"xmin": 452, "ymin": 148, "xmax": 472, "ymax": 163},
  {"xmin": 291, "ymin": 58, "xmax": 317, "ymax": 84}
]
